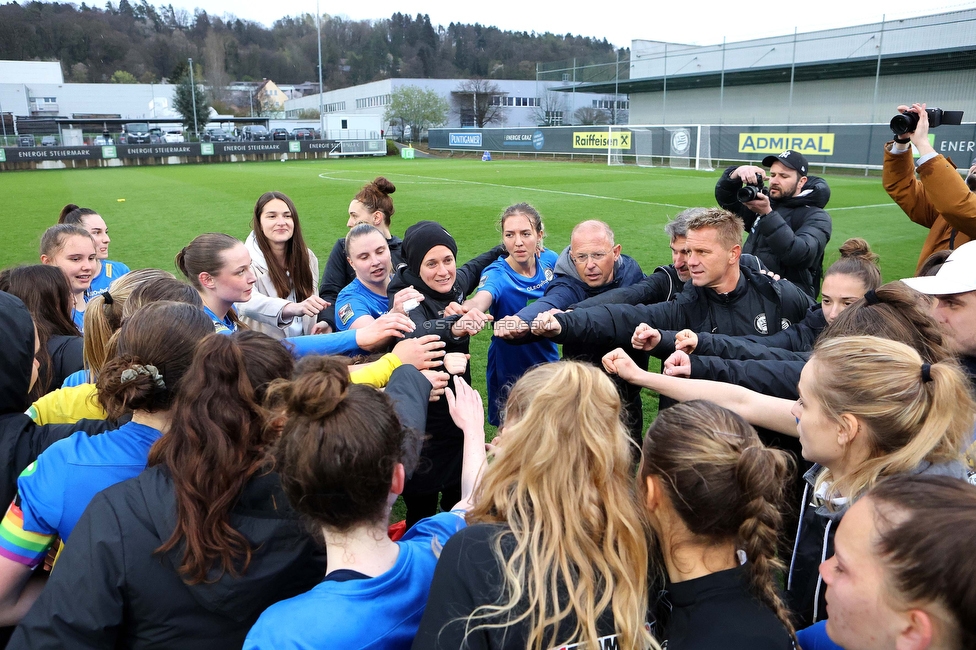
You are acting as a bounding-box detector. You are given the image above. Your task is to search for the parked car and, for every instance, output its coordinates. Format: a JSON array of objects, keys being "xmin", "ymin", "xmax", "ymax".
[
  {"xmin": 291, "ymin": 128, "xmax": 314, "ymax": 140},
  {"xmin": 17, "ymin": 135, "xmax": 34, "ymax": 147},
  {"xmin": 203, "ymin": 128, "xmax": 234, "ymax": 142},
  {"xmin": 119, "ymin": 122, "xmax": 152, "ymax": 144},
  {"xmin": 163, "ymin": 130, "xmax": 185, "ymax": 143},
  {"xmin": 93, "ymin": 134, "xmax": 113, "ymax": 146},
  {"xmin": 241, "ymin": 125, "xmax": 272, "ymax": 141},
  {"xmin": 149, "ymin": 128, "xmax": 164, "ymax": 143},
  {"xmin": 271, "ymin": 128, "xmax": 290, "ymax": 140},
  {"xmin": 40, "ymin": 135, "xmax": 59, "ymax": 147}
]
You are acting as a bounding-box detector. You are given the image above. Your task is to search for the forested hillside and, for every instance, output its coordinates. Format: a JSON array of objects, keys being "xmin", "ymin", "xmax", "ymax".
[{"xmin": 0, "ymin": 1, "xmax": 621, "ymax": 88}]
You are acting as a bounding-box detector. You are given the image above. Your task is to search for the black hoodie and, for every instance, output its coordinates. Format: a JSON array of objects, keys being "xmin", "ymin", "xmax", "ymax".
[{"xmin": 0, "ymin": 292, "xmax": 115, "ymax": 510}]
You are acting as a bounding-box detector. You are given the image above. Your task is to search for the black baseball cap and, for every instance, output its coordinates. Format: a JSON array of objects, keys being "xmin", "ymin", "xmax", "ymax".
[{"xmin": 762, "ymin": 150, "xmax": 808, "ymax": 176}]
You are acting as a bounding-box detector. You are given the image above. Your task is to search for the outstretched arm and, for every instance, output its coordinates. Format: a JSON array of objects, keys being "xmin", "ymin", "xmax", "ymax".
[
  {"xmin": 602, "ymin": 348, "xmax": 799, "ymax": 436},
  {"xmin": 445, "ymin": 377, "xmax": 487, "ymax": 512}
]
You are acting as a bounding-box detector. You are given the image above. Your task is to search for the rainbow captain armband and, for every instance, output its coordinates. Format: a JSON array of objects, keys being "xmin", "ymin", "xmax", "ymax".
[{"xmin": 0, "ymin": 496, "xmax": 57, "ymax": 568}]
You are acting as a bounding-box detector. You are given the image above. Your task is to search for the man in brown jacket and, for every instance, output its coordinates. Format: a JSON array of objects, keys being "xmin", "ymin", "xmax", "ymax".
[{"xmin": 883, "ymin": 102, "xmax": 976, "ymax": 273}]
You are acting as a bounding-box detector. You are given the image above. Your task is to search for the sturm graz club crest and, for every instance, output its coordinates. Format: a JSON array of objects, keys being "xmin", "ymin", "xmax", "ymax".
[{"xmin": 754, "ymin": 313, "xmax": 792, "ymax": 334}]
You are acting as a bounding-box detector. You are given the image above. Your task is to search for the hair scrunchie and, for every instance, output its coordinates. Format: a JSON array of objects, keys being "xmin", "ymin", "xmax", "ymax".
[
  {"xmin": 863, "ymin": 289, "xmax": 880, "ymax": 305},
  {"xmin": 920, "ymin": 363, "xmax": 933, "ymax": 384},
  {"xmin": 102, "ymin": 291, "xmax": 114, "ymax": 305},
  {"xmin": 120, "ymin": 364, "xmax": 166, "ymax": 389}
]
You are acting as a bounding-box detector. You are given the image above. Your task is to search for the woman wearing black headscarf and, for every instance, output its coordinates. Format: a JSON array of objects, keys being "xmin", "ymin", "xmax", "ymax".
[{"xmin": 387, "ymin": 221, "xmax": 502, "ymax": 526}]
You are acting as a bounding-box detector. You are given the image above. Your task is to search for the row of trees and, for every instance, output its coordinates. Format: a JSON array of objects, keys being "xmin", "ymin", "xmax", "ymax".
[{"xmin": 0, "ymin": 2, "xmax": 621, "ymax": 89}]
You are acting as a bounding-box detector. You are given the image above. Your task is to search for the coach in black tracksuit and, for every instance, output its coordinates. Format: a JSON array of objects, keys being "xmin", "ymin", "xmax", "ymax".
[
  {"xmin": 715, "ymin": 150, "xmax": 832, "ymax": 299},
  {"xmin": 543, "ymin": 259, "xmax": 812, "ymax": 357},
  {"xmin": 533, "ymin": 209, "xmax": 811, "ymax": 452}
]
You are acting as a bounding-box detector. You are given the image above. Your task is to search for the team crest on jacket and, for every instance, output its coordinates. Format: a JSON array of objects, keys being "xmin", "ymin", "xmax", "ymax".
[{"xmin": 754, "ymin": 313, "xmax": 792, "ymax": 334}]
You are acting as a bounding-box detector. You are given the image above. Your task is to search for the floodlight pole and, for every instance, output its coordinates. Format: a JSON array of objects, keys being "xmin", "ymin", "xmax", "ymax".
[
  {"xmin": 317, "ymin": 0, "xmax": 325, "ymax": 139},
  {"xmin": 188, "ymin": 57, "xmax": 199, "ymax": 140}
]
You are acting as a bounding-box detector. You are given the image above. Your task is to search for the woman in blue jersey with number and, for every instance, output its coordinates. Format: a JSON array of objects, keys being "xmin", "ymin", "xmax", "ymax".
[
  {"xmin": 58, "ymin": 204, "xmax": 130, "ymax": 298},
  {"xmin": 334, "ymin": 224, "xmax": 424, "ymax": 332},
  {"xmin": 463, "ymin": 203, "xmax": 559, "ymax": 425}
]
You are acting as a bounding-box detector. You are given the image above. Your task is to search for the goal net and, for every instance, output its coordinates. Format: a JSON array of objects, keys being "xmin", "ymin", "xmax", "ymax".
[{"xmin": 607, "ymin": 125, "xmax": 714, "ymax": 171}]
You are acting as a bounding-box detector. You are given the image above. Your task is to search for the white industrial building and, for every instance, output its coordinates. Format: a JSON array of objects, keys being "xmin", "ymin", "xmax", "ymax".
[
  {"xmin": 1, "ymin": 61, "xmax": 179, "ymax": 120},
  {"xmin": 286, "ymin": 77, "xmax": 619, "ymax": 130}
]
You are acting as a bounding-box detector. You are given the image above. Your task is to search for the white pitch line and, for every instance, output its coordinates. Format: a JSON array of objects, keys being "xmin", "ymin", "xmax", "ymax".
[
  {"xmin": 318, "ymin": 170, "xmax": 688, "ymax": 209},
  {"xmin": 316, "ymin": 170, "xmax": 896, "ymax": 212},
  {"xmin": 828, "ymin": 203, "xmax": 897, "ymax": 211}
]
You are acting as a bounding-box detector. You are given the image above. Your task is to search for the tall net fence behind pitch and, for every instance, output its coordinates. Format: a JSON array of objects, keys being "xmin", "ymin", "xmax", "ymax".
[
  {"xmin": 607, "ymin": 125, "xmax": 715, "ymax": 170},
  {"xmin": 607, "ymin": 125, "xmax": 625, "ymax": 165}
]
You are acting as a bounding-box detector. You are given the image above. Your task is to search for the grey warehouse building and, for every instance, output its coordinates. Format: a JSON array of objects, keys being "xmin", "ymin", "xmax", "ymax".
[{"xmin": 560, "ymin": 9, "xmax": 976, "ymax": 126}]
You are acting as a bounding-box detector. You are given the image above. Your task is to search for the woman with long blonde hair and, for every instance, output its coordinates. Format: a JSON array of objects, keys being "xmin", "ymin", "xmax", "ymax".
[
  {"xmin": 604, "ymin": 335, "xmax": 974, "ymax": 628},
  {"xmin": 413, "ymin": 361, "xmax": 658, "ymax": 650}
]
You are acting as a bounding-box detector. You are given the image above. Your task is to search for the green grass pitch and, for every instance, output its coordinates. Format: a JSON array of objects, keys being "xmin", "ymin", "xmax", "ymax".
[{"xmin": 0, "ymin": 156, "xmax": 929, "ymax": 434}]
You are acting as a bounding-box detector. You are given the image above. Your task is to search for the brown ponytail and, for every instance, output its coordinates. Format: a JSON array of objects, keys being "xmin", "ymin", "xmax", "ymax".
[
  {"xmin": 821, "ymin": 281, "xmax": 951, "ymax": 363},
  {"xmin": 96, "ymin": 302, "xmax": 213, "ymax": 420},
  {"xmin": 175, "ymin": 233, "xmax": 247, "ymax": 331},
  {"xmin": 271, "ymin": 355, "xmax": 405, "ymax": 532},
  {"xmin": 149, "ymin": 331, "xmax": 295, "ymax": 584},
  {"xmin": 641, "ymin": 400, "xmax": 796, "ymax": 636},
  {"xmin": 354, "ymin": 177, "xmax": 396, "ymax": 225},
  {"xmin": 824, "ymin": 237, "xmax": 882, "ymax": 290}
]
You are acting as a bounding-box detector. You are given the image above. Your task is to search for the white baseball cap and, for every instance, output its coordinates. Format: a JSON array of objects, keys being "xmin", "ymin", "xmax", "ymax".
[{"xmin": 901, "ymin": 240, "xmax": 976, "ymax": 295}]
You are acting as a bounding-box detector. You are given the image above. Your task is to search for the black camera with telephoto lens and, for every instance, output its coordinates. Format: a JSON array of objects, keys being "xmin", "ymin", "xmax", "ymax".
[
  {"xmin": 890, "ymin": 108, "xmax": 964, "ymax": 136},
  {"xmin": 737, "ymin": 175, "xmax": 769, "ymax": 203}
]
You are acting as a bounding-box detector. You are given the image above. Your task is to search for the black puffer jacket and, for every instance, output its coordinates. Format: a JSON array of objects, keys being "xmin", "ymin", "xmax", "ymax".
[
  {"xmin": 0, "ymin": 292, "xmax": 115, "ymax": 511},
  {"xmin": 552, "ymin": 265, "xmax": 813, "ymax": 355},
  {"xmin": 716, "ymin": 166, "xmax": 832, "ymax": 298},
  {"xmin": 10, "ymin": 469, "xmax": 327, "ymax": 650},
  {"xmin": 46, "ymin": 335, "xmax": 84, "ymax": 391}
]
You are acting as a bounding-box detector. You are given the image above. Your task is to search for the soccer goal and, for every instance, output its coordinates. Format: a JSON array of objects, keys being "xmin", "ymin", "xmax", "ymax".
[{"xmin": 607, "ymin": 125, "xmax": 715, "ymax": 171}]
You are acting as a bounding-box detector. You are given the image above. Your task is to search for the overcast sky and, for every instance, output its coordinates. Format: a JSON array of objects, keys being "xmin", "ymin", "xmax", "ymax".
[{"xmin": 182, "ymin": 0, "xmax": 976, "ymax": 48}]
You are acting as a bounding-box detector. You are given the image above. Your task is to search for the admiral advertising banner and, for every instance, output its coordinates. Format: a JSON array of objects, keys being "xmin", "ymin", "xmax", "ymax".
[{"xmin": 429, "ymin": 124, "xmax": 976, "ymax": 167}]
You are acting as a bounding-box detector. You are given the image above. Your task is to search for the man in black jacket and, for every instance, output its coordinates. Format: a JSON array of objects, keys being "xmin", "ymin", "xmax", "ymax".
[
  {"xmin": 715, "ymin": 150, "xmax": 831, "ymax": 298},
  {"xmin": 532, "ymin": 209, "xmax": 813, "ymax": 357}
]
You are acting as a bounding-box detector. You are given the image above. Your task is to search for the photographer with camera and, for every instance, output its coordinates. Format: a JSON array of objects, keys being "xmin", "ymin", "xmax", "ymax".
[
  {"xmin": 715, "ymin": 150, "xmax": 832, "ymax": 299},
  {"xmin": 883, "ymin": 102, "xmax": 976, "ymax": 273}
]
